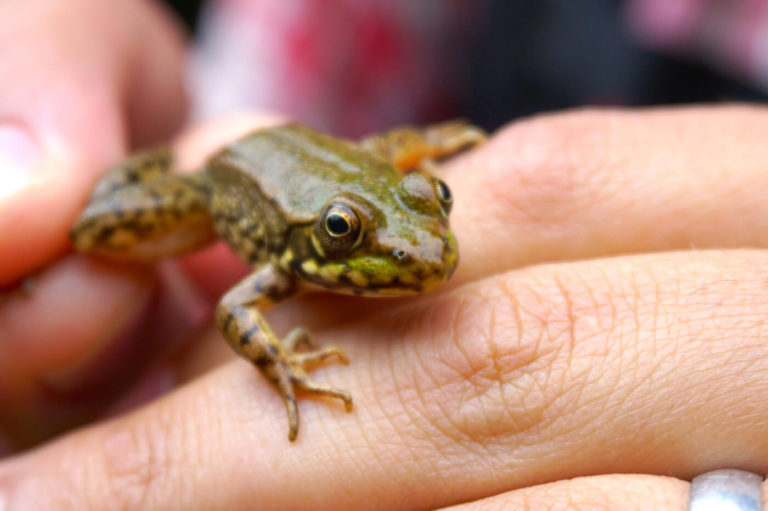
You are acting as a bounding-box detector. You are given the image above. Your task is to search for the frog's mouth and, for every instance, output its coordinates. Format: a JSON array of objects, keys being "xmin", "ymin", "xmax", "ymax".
[
  {"xmin": 296, "ymin": 257, "xmax": 426, "ymax": 295},
  {"xmin": 301, "ymin": 271, "xmax": 432, "ymax": 296},
  {"xmin": 297, "ymin": 235, "xmax": 459, "ymax": 296}
]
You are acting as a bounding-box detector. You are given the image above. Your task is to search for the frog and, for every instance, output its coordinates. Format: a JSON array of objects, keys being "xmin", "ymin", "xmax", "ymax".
[{"xmin": 70, "ymin": 120, "xmax": 486, "ymax": 440}]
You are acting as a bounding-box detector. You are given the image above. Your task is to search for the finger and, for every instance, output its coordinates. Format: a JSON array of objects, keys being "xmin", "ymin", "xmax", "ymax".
[
  {"xmin": 0, "ymin": 0, "xmax": 186, "ymax": 283},
  {"xmin": 178, "ymin": 106, "xmax": 768, "ymax": 339},
  {"xmin": 0, "ymin": 256, "xmax": 208, "ymax": 448},
  {"xmin": 0, "ymin": 0, "xmax": 190, "ymax": 445},
  {"xmin": 5, "ymin": 250, "xmax": 768, "ymax": 510},
  {"xmin": 444, "ymin": 105, "xmax": 768, "ymax": 283},
  {"xmin": 439, "ymin": 475, "xmax": 689, "ymax": 511}
]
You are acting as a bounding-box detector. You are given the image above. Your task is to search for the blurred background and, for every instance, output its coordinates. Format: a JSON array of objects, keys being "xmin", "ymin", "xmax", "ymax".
[{"xmin": 161, "ymin": 0, "xmax": 768, "ymax": 136}]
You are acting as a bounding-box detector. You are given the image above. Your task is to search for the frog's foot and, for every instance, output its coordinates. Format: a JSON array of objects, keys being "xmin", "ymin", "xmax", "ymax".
[
  {"xmin": 359, "ymin": 119, "xmax": 487, "ymax": 174},
  {"xmin": 271, "ymin": 329, "xmax": 353, "ymax": 441},
  {"xmin": 422, "ymin": 119, "xmax": 488, "ymax": 154},
  {"xmin": 282, "ymin": 327, "xmax": 350, "ymax": 367}
]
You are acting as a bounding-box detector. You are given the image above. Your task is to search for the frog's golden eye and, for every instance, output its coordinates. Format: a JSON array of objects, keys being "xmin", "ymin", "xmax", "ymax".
[
  {"xmin": 435, "ymin": 178, "xmax": 453, "ymax": 214},
  {"xmin": 318, "ymin": 202, "xmax": 362, "ymax": 253}
]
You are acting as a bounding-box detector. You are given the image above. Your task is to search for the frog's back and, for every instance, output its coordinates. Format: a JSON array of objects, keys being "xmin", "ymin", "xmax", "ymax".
[{"xmin": 204, "ymin": 124, "xmax": 398, "ymax": 223}]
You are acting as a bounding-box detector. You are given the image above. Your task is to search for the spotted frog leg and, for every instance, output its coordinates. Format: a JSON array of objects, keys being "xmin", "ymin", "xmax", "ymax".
[
  {"xmin": 70, "ymin": 148, "xmax": 216, "ymax": 261},
  {"xmin": 358, "ymin": 119, "xmax": 487, "ymax": 173},
  {"xmin": 216, "ymin": 265, "xmax": 352, "ymax": 441}
]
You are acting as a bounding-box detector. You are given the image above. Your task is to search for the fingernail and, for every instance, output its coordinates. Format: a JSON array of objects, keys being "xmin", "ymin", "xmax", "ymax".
[{"xmin": 0, "ymin": 121, "xmax": 41, "ymax": 202}]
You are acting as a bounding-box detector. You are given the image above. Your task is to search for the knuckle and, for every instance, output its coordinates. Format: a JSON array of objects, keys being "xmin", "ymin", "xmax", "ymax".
[
  {"xmin": 413, "ymin": 265, "xmax": 619, "ymax": 445},
  {"xmin": 489, "ymin": 109, "xmax": 624, "ymax": 225},
  {"xmin": 409, "ymin": 275, "xmax": 570, "ymax": 443}
]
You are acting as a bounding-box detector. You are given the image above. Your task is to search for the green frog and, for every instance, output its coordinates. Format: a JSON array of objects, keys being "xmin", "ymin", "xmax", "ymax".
[{"xmin": 71, "ymin": 121, "xmax": 485, "ymax": 440}]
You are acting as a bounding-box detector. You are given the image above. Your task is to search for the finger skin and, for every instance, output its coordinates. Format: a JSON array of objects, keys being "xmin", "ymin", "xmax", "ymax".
[
  {"xmin": 0, "ymin": 0, "xmax": 186, "ymax": 283},
  {"xmin": 0, "ymin": 257, "xmax": 209, "ymax": 448},
  {"xmin": 439, "ymin": 475, "xmax": 689, "ymax": 511},
  {"xmin": 0, "ymin": 0, "xmax": 189, "ymax": 446},
  {"xmin": 4, "ymin": 250, "xmax": 768, "ymax": 510},
  {"xmin": 445, "ymin": 105, "xmax": 768, "ymax": 283}
]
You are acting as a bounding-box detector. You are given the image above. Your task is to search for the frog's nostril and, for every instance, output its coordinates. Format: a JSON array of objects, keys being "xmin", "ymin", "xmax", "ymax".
[{"xmin": 392, "ymin": 248, "xmax": 407, "ymax": 260}]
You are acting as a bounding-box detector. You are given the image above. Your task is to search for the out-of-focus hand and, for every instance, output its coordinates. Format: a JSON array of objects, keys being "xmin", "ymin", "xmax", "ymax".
[{"xmin": 0, "ymin": 0, "xmax": 194, "ymax": 447}]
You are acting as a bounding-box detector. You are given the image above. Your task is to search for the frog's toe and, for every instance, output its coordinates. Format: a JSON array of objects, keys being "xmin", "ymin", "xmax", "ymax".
[
  {"xmin": 292, "ymin": 345, "xmax": 349, "ymax": 370},
  {"xmin": 294, "ymin": 378, "xmax": 354, "ymax": 413},
  {"xmin": 274, "ymin": 373, "xmax": 300, "ymax": 441},
  {"xmin": 272, "ymin": 342, "xmax": 353, "ymax": 441},
  {"xmin": 430, "ymin": 119, "xmax": 488, "ymax": 148},
  {"xmin": 282, "ymin": 327, "xmax": 313, "ymax": 351},
  {"xmin": 281, "ymin": 328, "xmax": 349, "ymax": 369},
  {"xmin": 284, "ymin": 344, "xmax": 351, "ymax": 407}
]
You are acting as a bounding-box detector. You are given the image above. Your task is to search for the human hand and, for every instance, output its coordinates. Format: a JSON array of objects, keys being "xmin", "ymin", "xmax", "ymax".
[
  {"xmin": 5, "ymin": 98, "xmax": 768, "ymax": 509},
  {"xmin": 0, "ymin": 0, "xmax": 193, "ymax": 447},
  {"xmin": 3, "ymin": 2, "xmax": 768, "ymax": 509}
]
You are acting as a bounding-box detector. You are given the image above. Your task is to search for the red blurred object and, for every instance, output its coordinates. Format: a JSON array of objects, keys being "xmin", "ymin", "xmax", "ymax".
[{"xmin": 190, "ymin": 0, "xmax": 484, "ymax": 136}]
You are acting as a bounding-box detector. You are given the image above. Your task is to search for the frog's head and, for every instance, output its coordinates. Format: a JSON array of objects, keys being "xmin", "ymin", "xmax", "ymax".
[{"xmin": 288, "ymin": 172, "xmax": 458, "ymax": 296}]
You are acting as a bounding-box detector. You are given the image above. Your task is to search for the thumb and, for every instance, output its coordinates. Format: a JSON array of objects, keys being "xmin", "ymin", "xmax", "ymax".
[{"xmin": 0, "ymin": 0, "xmax": 188, "ymax": 284}]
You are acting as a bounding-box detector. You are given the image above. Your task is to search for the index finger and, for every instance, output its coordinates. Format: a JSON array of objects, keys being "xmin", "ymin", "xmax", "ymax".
[{"xmin": 0, "ymin": 0, "xmax": 186, "ymax": 284}]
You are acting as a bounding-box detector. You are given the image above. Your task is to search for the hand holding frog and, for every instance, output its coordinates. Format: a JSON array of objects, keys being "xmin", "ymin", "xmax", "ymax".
[
  {"xmin": 70, "ymin": 118, "xmax": 483, "ymax": 441},
  {"xmin": 3, "ymin": 1, "xmax": 768, "ymax": 510},
  {"xmin": 0, "ymin": 0, "xmax": 195, "ymax": 449}
]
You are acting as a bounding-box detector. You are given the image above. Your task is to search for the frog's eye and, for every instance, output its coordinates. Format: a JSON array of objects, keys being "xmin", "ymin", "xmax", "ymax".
[
  {"xmin": 318, "ymin": 202, "xmax": 362, "ymax": 253},
  {"xmin": 435, "ymin": 178, "xmax": 453, "ymax": 214}
]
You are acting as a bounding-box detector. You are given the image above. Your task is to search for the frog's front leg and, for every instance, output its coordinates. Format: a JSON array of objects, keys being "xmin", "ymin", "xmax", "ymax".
[
  {"xmin": 216, "ymin": 264, "xmax": 353, "ymax": 441},
  {"xmin": 89, "ymin": 147, "xmax": 174, "ymax": 199},
  {"xmin": 359, "ymin": 119, "xmax": 487, "ymax": 173},
  {"xmin": 71, "ymin": 150, "xmax": 217, "ymax": 261}
]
